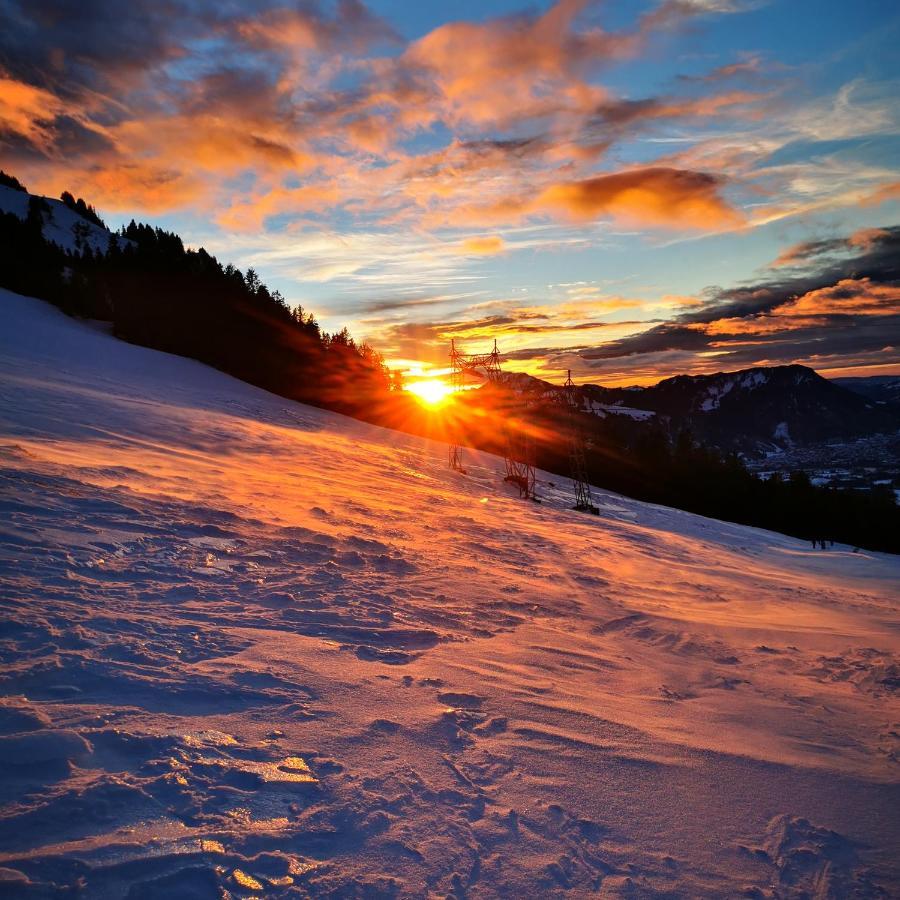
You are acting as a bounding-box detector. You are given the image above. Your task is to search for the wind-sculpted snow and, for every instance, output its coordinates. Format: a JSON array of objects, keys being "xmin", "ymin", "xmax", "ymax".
[{"xmin": 0, "ymin": 289, "xmax": 898, "ymax": 897}]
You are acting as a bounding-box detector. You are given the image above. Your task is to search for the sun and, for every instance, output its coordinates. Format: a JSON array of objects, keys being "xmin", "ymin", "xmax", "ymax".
[{"xmin": 404, "ymin": 378, "xmax": 454, "ymax": 407}]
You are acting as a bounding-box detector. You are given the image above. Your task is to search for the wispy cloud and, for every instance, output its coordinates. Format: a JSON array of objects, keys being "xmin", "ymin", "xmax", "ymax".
[{"xmin": 570, "ymin": 225, "xmax": 900, "ymax": 381}]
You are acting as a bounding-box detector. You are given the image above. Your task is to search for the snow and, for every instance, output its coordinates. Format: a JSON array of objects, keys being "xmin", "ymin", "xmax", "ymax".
[
  {"xmin": 699, "ymin": 371, "xmax": 770, "ymax": 412},
  {"xmin": 773, "ymin": 421, "xmax": 793, "ymax": 444},
  {"xmin": 740, "ymin": 371, "xmax": 769, "ymax": 389},
  {"xmin": 1, "ymin": 289, "xmax": 899, "ymax": 897},
  {"xmin": 0, "ymin": 729, "xmax": 93, "ymax": 765},
  {"xmin": 699, "ymin": 378, "xmax": 735, "ymax": 411},
  {"xmin": 0, "ymin": 183, "xmax": 113, "ymax": 254},
  {"xmin": 585, "ymin": 400, "xmax": 656, "ymax": 421}
]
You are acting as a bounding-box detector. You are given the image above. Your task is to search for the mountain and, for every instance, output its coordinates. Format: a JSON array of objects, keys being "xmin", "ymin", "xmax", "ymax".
[
  {"xmin": 833, "ymin": 375, "xmax": 900, "ymax": 407},
  {"xmin": 1, "ymin": 288, "xmax": 898, "ymax": 896},
  {"xmin": 504, "ymin": 364, "xmax": 900, "ymax": 457},
  {"xmin": 0, "ymin": 178, "xmax": 391, "ymax": 416},
  {"xmin": 608, "ymin": 365, "xmax": 899, "ymax": 455}
]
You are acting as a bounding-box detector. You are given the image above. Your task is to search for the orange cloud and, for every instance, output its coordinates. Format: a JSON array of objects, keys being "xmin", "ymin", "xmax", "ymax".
[
  {"xmin": 775, "ymin": 278, "xmax": 900, "ymax": 317},
  {"xmin": 342, "ymin": 114, "xmax": 395, "ymax": 154},
  {"xmin": 861, "ymin": 180, "xmax": 900, "ymax": 206},
  {"xmin": 403, "ymin": 0, "xmax": 621, "ymax": 128},
  {"xmin": 696, "ymin": 278, "xmax": 900, "ymax": 337},
  {"xmin": 114, "ymin": 116, "xmax": 310, "ymax": 174},
  {"xmin": 216, "ymin": 183, "xmax": 344, "ymax": 231},
  {"xmin": 0, "ymin": 75, "xmax": 71, "ymax": 151},
  {"xmin": 460, "ymin": 236, "xmax": 506, "ymax": 255},
  {"xmin": 32, "ymin": 161, "xmax": 204, "ymax": 213},
  {"xmin": 847, "ymin": 227, "xmax": 891, "ymax": 251},
  {"xmin": 701, "ymin": 315, "xmax": 821, "ymax": 335},
  {"xmin": 0, "ymin": 0, "xmax": 799, "ymax": 242},
  {"xmin": 536, "ymin": 167, "xmax": 742, "ymax": 229},
  {"xmin": 232, "ymin": 1, "xmax": 397, "ymax": 54},
  {"xmin": 771, "ymin": 241, "xmax": 818, "ymax": 267},
  {"xmin": 554, "ymin": 294, "xmax": 643, "ymax": 315}
]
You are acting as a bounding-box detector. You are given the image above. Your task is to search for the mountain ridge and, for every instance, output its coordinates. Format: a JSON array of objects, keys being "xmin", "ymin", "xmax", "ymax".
[{"xmin": 499, "ymin": 362, "xmax": 900, "ymax": 455}]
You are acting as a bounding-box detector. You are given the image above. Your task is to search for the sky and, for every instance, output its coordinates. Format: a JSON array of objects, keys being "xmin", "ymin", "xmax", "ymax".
[{"xmin": 2, "ymin": 0, "xmax": 899, "ymax": 386}]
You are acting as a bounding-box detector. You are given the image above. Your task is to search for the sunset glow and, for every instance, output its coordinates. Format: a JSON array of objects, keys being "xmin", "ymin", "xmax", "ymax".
[{"xmin": 403, "ymin": 378, "xmax": 455, "ymax": 407}]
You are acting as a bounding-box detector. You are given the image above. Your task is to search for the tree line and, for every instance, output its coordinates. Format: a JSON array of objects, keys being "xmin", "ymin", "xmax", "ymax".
[{"xmin": 0, "ymin": 180, "xmax": 391, "ymax": 414}]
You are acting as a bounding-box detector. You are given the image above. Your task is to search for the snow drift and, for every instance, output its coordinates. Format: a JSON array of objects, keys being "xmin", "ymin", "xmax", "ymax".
[{"xmin": 0, "ymin": 289, "xmax": 898, "ymax": 897}]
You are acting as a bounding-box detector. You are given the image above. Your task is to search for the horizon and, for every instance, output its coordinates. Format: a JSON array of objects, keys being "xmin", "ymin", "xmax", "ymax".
[{"xmin": 2, "ymin": 1, "xmax": 899, "ymax": 387}]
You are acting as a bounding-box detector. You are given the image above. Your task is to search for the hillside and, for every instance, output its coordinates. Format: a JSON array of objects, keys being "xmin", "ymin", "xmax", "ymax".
[
  {"xmin": 835, "ymin": 375, "xmax": 900, "ymax": 408},
  {"xmin": 0, "ymin": 182, "xmax": 113, "ymax": 254},
  {"xmin": 1, "ymin": 288, "xmax": 898, "ymax": 897},
  {"xmin": 0, "ymin": 179, "xmax": 390, "ymax": 416},
  {"xmin": 628, "ymin": 366, "xmax": 899, "ymax": 454}
]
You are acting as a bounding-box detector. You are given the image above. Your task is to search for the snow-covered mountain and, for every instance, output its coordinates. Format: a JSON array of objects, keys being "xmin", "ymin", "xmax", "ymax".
[
  {"xmin": 1, "ymin": 288, "xmax": 898, "ymax": 897},
  {"xmin": 615, "ymin": 364, "xmax": 899, "ymax": 454},
  {"xmin": 508, "ymin": 364, "xmax": 899, "ymax": 456}
]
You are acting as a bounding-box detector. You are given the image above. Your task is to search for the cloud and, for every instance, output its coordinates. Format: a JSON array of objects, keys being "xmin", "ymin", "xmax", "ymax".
[
  {"xmin": 535, "ymin": 167, "xmax": 742, "ymax": 229},
  {"xmin": 399, "ymin": 0, "xmax": 631, "ymax": 129},
  {"xmin": 362, "ymin": 288, "xmax": 651, "ymax": 372},
  {"xmin": 678, "ymin": 55, "xmax": 763, "ymax": 83},
  {"xmin": 0, "ymin": 74, "xmax": 73, "ymax": 152},
  {"xmin": 771, "ymin": 227, "xmax": 892, "ymax": 268},
  {"xmin": 230, "ymin": 0, "xmax": 399, "ymax": 54},
  {"xmin": 1, "ymin": 0, "xmax": 775, "ymax": 226},
  {"xmin": 0, "ymin": 0, "xmax": 194, "ymax": 97},
  {"xmin": 460, "ymin": 236, "xmax": 506, "ymax": 255},
  {"xmin": 371, "ymin": 311, "xmax": 639, "ymax": 369},
  {"xmin": 775, "ymin": 278, "xmax": 900, "ymax": 317},
  {"xmin": 572, "ymin": 224, "xmax": 900, "ymax": 377},
  {"xmin": 862, "ymin": 181, "xmax": 900, "ymax": 206},
  {"xmin": 0, "ymin": 0, "xmax": 398, "ymax": 212},
  {"xmin": 356, "ymin": 295, "xmax": 465, "ymax": 315},
  {"xmin": 29, "ymin": 160, "xmax": 205, "ymax": 213}
]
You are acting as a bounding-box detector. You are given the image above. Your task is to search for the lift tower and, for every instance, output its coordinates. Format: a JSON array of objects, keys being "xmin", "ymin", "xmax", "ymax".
[
  {"xmin": 564, "ymin": 370, "xmax": 599, "ymax": 514},
  {"xmin": 448, "ymin": 339, "xmax": 538, "ymax": 501}
]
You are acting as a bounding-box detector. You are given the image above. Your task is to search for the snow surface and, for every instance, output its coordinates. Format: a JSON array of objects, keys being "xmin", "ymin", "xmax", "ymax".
[
  {"xmin": 584, "ymin": 400, "xmax": 656, "ymax": 421},
  {"xmin": 0, "ymin": 184, "xmax": 113, "ymax": 254},
  {"xmin": 699, "ymin": 371, "xmax": 769, "ymax": 412},
  {"xmin": 773, "ymin": 421, "xmax": 793, "ymax": 445},
  {"xmin": 0, "ymin": 289, "xmax": 898, "ymax": 897}
]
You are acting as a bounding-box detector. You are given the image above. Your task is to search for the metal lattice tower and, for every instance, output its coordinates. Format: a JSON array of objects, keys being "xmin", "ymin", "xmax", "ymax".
[
  {"xmin": 448, "ymin": 338, "xmax": 538, "ymax": 501},
  {"xmin": 564, "ymin": 370, "xmax": 599, "ymax": 514}
]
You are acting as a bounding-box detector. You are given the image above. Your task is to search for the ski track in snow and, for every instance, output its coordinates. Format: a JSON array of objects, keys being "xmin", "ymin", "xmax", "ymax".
[{"xmin": 0, "ymin": 289, "xmax": 898, "ymax": 898}]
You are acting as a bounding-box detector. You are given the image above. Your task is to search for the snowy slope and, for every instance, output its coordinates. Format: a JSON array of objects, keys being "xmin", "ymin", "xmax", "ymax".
[
  {"xmin": 0, "ymin": 289, "xmax": 898, "ymax": 898},
  {"xmin": 0, "ymin": 183, "xmax": 113, "ymax": 254}
]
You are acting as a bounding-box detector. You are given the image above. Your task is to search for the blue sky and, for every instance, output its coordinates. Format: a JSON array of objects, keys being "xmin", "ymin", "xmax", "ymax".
[{"xmin": 3, "ymin": 0, "xmax": 899, "ymax": 384}]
